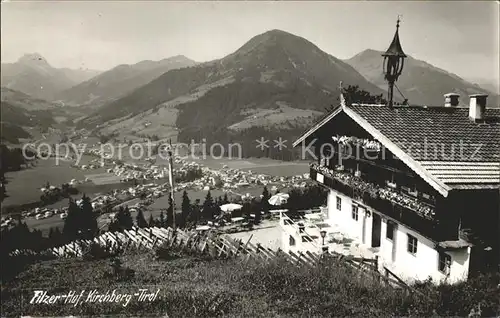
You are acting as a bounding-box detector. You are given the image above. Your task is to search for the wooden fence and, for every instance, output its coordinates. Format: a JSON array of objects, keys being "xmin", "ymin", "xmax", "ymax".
[{"xmin": 9, "ymin": 226, "xmax": 427, "ymax": 298}]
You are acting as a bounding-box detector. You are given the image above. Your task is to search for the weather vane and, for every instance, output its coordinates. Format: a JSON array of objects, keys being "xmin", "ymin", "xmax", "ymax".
[{"xmin": 397, "ymin": 15, "xmax": 402, "ymax": 28}]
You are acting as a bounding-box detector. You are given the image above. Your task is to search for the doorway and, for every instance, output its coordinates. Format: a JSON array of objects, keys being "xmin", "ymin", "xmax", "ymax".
[{"xmin": 371, "ymin": 213, "xmax": 381, "ymax": 248}]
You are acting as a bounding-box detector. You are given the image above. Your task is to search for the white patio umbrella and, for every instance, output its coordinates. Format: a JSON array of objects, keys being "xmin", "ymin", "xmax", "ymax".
[
  {"xmin": 268, "ymin": 193, "xmax": 290, "ymax": 206},
  {"xmin": 196, "ymin": 225, "xmax": 211, "ymax": 231},
  {"xmin": 220, "ymin": 203, "xmax": 243, "ymax": 213}
]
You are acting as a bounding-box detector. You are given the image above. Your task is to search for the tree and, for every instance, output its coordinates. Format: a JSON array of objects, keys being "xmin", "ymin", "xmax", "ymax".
[
  {"xmin": 63, "ymin": 198, "xmax": 81, "ymax": 241},
  {"xmin": 202, "ymin": 191, "xmax": 215, "ymax": 221},
  {"xmin": 166, "ymin": 196, "xmax": 174, "ymax": 228},
  {"xmin": 80, "ymin": 194, "xmax": 98, "ymax": 238},
  {"xmin": 179, "ymin": 190, "xmax": 191, "ymax": 228},
  {"xmin": 108, "ymin": 219, "xmax": 121, "ymax": 233},
  {"xmin": 116, "ymin": 206, "xmax": 133, "ymax": 230},
  {"xmin": 136, "ymin": 208, "xmax": 148, "ymax": 228},
  {"xmin": 254, "ymin": 205, "xmax": 262, "ymax": 224},
  {"xmin": 286, "ymin": 189, "xmax": 304, "ymax": 219},
  {"xmin": 0, "ymin": 169, "xmax": 7, "ymax": 203},
  {"xmin": 152, "ymin": 144, "xmax": 160, "ymax": 155},
  {"xmin": 0, "ymin": 145, "xmax": 8, "ymax": 202},
  {"xmin": 241, "ymin": 201, "xmax": 252, "ymax": 221},
  {"xmin": 52, "ymin": 227, "xmax": 63, "ymax": 247},
  {"xmin": 261, "ymin": 186, "xmax": 270, "ymax": 215},
  {"xmin": 159, "ymin": 210, "xmax": 166, "ymax": 228},
  {"xmin": 148, "ymin": 213, "xmax": 155, "ymax": 227},
  {"xmin": 222, "ymin": 193, "xmax": 229, "ymax": 205},
  {"xmin": 99, "ymin": 134, "xmax": 112, "ymax": 144},
  {"xmin": 60, "ymin": 134, "xmax": 69, "ymax": 143},
  {"xmin": 329, "ymin": 85, "xmax": 388, "ymax": 112},
  {"xmin": 48, "ymin": 227, "xmax": 54, "ymax": 239},
  {"xmin": 189, "ymin": 199, "xmax": 201, "ymax": 226}
]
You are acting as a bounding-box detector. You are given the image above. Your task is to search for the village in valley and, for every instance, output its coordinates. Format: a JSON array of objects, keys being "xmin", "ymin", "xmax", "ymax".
[{"xmin": 1, "ymin": 2, "xmax": 499, "ymax": 317}]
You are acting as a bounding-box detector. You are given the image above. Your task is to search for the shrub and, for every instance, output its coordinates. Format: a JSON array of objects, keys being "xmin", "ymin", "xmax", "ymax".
[
  {"xmin": 81, "ymin": 241, "xmax": 122, "ymax": 260},
  {"xmin": 154, "ymin": 242, "xmax": 184, "ymax": 261},
  {"xmin": 102, "ymin": 257, "xmax": 135, "ymax": 282}
]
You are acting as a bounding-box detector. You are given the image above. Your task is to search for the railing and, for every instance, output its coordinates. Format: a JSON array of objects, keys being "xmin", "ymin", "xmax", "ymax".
[
  {"xmin": 309, "ymin": 163, "xmax": 457, "ymax": 241},
  {"xmin": 383, "ymin": 266, "xmax": 432, "ymax": 299},
  {"xmin": 280, "ymin": 212, "xmax": 323, "ymax": 253},
  {"xmin": 310, "ymin": 162, "xmax": 435, "ymax": 220}
]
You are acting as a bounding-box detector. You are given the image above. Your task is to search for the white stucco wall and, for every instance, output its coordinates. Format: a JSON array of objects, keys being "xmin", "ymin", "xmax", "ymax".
[
  {"xmin": 381, "ymin": 222, "xmax": 470, "ymax": 284},
  {"xmin": 325, "ymin": 188, "xmax": 471, "ymax": 284},
  {"xmin": 327, "ymin": 190, "xmax": 364, "ymax": 240}
]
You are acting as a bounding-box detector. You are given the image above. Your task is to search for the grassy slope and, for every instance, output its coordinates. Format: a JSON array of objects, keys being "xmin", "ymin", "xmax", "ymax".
[{"xmin": 2, "ymin": 249, "xmax": 499, "ymax": 317}]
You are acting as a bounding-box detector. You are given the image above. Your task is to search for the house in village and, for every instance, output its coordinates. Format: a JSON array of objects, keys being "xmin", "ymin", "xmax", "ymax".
[{"xmin": 281, "ymin": 20, "xmax": 500, "ymax": 284}]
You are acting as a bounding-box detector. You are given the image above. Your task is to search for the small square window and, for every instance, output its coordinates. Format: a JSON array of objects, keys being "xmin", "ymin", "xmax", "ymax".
[
  {"xmin": 336, "ymin": 196, "xmax": 342, "ymax": 210},
  {"xmin": 407, "ymin": 234, "xmax": 418, "ymax": 254},
  {"xmin": 386, "ymin": 221, "xmax": 395, "ymax": 240},
  {"xmin": 352, "ymin": 205, "xmax": 359, "ymax": 221},
  {"xmin": 438, "ymin": 251, "xmax": 451, "ymax": 274}
]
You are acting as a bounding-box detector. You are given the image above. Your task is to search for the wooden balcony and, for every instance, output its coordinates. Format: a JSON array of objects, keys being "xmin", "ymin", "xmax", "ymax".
[{"xmin": 309, "ymin": 163, "xmax": 457, "ymax": 242}]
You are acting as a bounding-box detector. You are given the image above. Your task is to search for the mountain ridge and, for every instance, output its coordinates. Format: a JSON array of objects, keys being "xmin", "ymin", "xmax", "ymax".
[
  {"xmin": 80, "ymin": 29, "xmax": 385, "ymax": 132},
  {"xmin": 345, "ymin": 49, "xmax": 499, "ymax": 108},
  {"xmin": 57, "ymin": 55, "xmax": 197, "ymax": 107},
  {"xmin": 1, "ymin": 54, "xmax": 101, "ymax": 101}
]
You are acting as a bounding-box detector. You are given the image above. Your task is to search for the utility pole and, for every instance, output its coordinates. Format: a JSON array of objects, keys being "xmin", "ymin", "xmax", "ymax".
[{"xmin": 167, "ymin": 139, "xmax": 176, "ymax": 230}]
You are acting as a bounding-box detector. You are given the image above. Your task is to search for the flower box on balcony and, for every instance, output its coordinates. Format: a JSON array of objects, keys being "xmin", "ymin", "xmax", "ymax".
[
  {"xmin": 354, "ymin": 170, "xmax": 361, "ymax": 178},
  {"xmin": 336, "ymin": 165, "xmax": 344, "ymax": 171}
]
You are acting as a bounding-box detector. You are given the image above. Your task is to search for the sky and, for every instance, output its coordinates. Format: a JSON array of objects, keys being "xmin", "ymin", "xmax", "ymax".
[{"xmin": 1, "ymin": 1, "xmax": 499, "ymax": 86}]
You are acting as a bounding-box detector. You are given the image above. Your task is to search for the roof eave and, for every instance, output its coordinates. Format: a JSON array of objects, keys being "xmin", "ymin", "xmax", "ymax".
[
  {"xmin": 292, "ymin": 106, "xmax": 343, "ymax": 148},
  {"xmin": 293, "ymin": 93, "xmax": 347, "ymax": 148}
]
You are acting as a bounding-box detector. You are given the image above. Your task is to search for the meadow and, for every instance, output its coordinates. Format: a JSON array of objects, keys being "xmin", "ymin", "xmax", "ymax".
[{"xmin": 2, "ymin": 248, "xmax": 499, "ymax": 317}]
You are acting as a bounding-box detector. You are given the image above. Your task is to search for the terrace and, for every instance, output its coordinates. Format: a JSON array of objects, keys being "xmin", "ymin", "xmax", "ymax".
[{"xmin": 280, "ymin": 211, "xmax": 375, "ymax": 259}]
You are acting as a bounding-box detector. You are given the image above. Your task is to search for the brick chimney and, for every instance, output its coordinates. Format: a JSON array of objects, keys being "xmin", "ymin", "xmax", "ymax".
[
  {"xmin": 469, "ymin": 94, "xmax": 488, "ymax": 121},
  {"xmin": 444, "ymin": 93, "xmax": 459, "ymax": 107}
]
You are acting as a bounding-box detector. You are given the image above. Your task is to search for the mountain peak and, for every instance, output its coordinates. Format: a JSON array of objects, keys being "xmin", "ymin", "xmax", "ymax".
[
  {"xmin": 17, "ymin": 53, "xmax": 51, "ymax": 67},
  {"xmin": 160, "ymin": 55, "xmax": 195, "ymax": 64},
  {"xmin": 348, "ymin": 49, "xmax": 383, "ymax": 60},
  {"xmin": 252, "ymin": 29, "xmax": 307, "ymax": 44},
  {"xmin": 230, "ymin": 28, "xmax": 322, "ymax": 62},
  {"xmin": 263, "ymin": 29, "xmax": 295, "ymax": 36}
]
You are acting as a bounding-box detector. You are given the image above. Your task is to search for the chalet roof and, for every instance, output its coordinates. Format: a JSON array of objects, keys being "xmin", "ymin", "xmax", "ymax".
[
  {"xmin": 347, "ymin": 105, "xmax": 500, "ymax": 163},
  {"xmin": 293, "ymin": 99, "xmax": 500, "ymax": 197}
]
